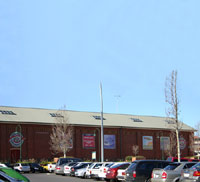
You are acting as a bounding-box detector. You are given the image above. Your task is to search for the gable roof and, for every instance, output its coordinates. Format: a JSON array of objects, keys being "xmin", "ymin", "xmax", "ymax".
[{"xmin": 0, "ymin": 106, "xmax": 194, "ymax": 131}]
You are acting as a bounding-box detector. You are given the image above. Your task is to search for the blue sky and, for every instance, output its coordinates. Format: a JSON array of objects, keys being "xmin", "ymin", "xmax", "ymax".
[{"xmin": 0, "ymin": 0, "xmax": 200, "ymax": 128}]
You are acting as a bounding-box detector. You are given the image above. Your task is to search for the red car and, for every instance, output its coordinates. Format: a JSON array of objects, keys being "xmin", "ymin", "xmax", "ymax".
[{"xmin": 106, "ymin": 162, "xmax": 130, "ymax": 182}]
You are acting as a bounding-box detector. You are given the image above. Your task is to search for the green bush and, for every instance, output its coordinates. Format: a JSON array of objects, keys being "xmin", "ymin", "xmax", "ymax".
[{"xmin": 125, "ymin": 156, "xmax": 133, "ymax": 162}]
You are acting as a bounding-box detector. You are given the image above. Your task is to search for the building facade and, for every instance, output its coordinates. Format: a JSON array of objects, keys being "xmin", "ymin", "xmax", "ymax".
[{"xmin": 0, "ymin": 106, "xmax": 195, "ymax": 162}]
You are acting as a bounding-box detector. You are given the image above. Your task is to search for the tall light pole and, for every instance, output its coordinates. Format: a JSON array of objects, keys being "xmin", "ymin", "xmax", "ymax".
[{"xmin": 100, "ymin": 82, "xmax": 104, "ymax": 162}]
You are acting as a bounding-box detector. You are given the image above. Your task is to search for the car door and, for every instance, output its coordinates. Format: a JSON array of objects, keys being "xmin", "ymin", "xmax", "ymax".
[{"xmin": 136, "ymin": 162, "xmax": 156, "ymax": 182}]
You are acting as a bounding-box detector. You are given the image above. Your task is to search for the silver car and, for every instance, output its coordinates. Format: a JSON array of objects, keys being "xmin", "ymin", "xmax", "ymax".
[{"xmin": 151, "ymin": 162, "xmax": 197, "ymax": 182}]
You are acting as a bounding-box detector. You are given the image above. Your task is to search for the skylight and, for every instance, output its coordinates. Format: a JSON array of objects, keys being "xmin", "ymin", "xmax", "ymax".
[
  {"xmin": 0, "ymin": 110, "xmax": 16, "ymax": 115},
  {"xmin": 130, "ymin": 118, "xmax": 143, "ymax": 122},
  {"xmin": 49, "ymin": 113, "xmax": 63, "ymax": 117},
  {"xmin": 93, "ymin": 116, "xmax": 106, "ymax": 120}
]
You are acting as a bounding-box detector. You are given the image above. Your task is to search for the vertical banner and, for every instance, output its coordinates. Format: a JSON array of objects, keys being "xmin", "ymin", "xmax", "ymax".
[
  {"xmin": 143, "ymin": 136, "xmax": 153, "ymax": 150},
  {"xmin": 160, "ymin": 137, "xmax": 170, "ymax": 151},
  {"xmin": 104, "ymin": 135, "xmax": 116, "ymax": 149},
  {"xmin": 82, "ymin": 134, "xmax": 95, "ymax": 149}
]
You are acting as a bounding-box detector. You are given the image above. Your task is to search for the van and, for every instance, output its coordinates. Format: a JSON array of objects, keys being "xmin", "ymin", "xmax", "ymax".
[{"xmin": 125, "ymin": 160, "xmax": 171, "ymax": 182}]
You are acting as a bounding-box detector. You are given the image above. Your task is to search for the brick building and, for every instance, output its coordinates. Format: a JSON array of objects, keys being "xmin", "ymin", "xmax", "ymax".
[{"xmin": 0, "ymin": 106, "xmax": 195, "ymax": 162}]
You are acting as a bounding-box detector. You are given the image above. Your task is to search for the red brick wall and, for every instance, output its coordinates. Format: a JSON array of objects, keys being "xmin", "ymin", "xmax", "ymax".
[{"xmin": 0, "ymin": 123, "xmax": 192, "ymax": 162}]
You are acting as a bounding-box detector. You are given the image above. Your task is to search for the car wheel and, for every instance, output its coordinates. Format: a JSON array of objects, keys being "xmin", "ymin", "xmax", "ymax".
[{"xmin": 146, "ymin": 178, "xmax": 151, "ymax": 182}]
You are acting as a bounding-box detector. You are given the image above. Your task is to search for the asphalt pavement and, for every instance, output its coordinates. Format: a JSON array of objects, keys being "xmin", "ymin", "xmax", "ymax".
[{"xmin": 24, "ymin": 173, "xmax": 98, "ymax": 182}]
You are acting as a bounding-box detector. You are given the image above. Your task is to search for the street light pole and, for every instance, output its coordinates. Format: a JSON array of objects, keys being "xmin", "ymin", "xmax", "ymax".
[{"xmin": 100, "ymin": 82, "xmax": 104, "ymax": 162}]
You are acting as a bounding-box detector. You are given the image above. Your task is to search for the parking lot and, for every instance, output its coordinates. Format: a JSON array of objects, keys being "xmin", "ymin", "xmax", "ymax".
[{"xmin": 24, "ymin": 173, "xmax": 98, "ymax": 182}]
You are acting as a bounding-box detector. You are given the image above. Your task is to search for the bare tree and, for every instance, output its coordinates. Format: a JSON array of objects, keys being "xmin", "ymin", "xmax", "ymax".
[
  {"xmin": 165, "ymin": 70, "xmax": 181, "ymax": 162},
  {"xmin": 194, "ymin": 122, "xmax": 200, "ymax": 158},
  {"xmin": 49, "ymin": 106, "xmax": 73, "ymax": 158},
  {"xmin": 164, "ymin": 131, "xmax": 178, "ymax": 157},
  {"xmin": 132, "ymin": 145, "xmax": 139, "ymax": 156}
]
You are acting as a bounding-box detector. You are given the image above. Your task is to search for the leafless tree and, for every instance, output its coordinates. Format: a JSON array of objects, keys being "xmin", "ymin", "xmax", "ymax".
[
  {"xmin": 132, "ymin": 145, "xmax": 139, "ymax": 156},
  {"xmin": 49, "ymin": 106, "xmax": 73, "ymax": 158},
  {"xmin": 165, "ymin": 70, "xmax": 182, "ymax": 162},
  {"xmin": 164, "ymin": 131, "xmax": 178, "ymax": 157},
  {"xmin": 194, "ymin": 122, "xmax": 200, "ymax": 158}
]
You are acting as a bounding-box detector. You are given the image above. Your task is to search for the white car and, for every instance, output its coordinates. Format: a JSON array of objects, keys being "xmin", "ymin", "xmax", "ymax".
[
  {"xmin": 90, "ymin": 162, "xmax": 104, "ymax": 179},
  {"xmin": 47, "ymin": 163, "xmax": 56, "ymax": 173},
  {"xmin": 85, "ymin": 163, "xmax": 96, "ymax": 178},
  {"xmin": 13, "ymin": 163, "xmax": 30, "ymax": 173},
  {"xmin": 98, "ymin": 162, "xmax": 115, "ymax": 179},
  {"xmin": 0, "ymin": 163, "xmax": 7, "ymax": 167},
  {"xmin": 116, "ymin": 163, "xmax": 131, "ymax": 181},
  {"xmin": 63, "ymin": 162, "xmax": 78, "ymax": 175},
  {"xmin": 75, "ymin": 163, "xmax": 92, "ymax": 178}
]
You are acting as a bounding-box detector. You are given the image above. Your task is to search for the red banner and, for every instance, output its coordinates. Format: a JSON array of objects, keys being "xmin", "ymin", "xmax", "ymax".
[{"xmin": 82, "ymin": 134, "xmax": 95, "ymax": 148}]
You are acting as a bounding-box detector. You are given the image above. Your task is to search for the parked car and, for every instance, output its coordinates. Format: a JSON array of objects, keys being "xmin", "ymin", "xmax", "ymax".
[
  {"xmin": 0, "ymin": 163, "xmax": 7, "ymax": 167},
  {"xmin": 70, "ymin": 162, "xmax": 92, "ymax": 176},
  {"xmin": 116, "ymin": 163, "xmax": 131, "ymax": 181},
  {"xmin": 180, "ymin": 162, "xmax": 200, "ymax": 182},
  {"xmin": 63, "ymin": 162, "xmax": 79, "ymax": 175},
  {"xmin": 13, "ymin": 163, "xmax": 30, "ymax": 173},
  {"xmin": 151, "ymin": 162, "xmax": 197, "ymax": 182},
  {"xmin": 75, "ymin": 163, "xmax": 93, "ymax": 178},
  {"xmin": 90, "ymin": 162, "xmax": 103, "ymax": 179},
  {"xmin": 47, "ymin": 163, "xmax": 56, "ymax": 173},
  {"xmin": 125, "ymin": 160, "xmax": 171, "ymax": 182},
  {"xmin": 98, "ymin": 162, "xmax": 115, "ymax": 180},
  {"xmin": 0, "ymin": 167, "xmax": 30, "ymax": 182},
  {"xmin": 166, "ymin": 157, "xmax": 200, "ymax": 162},
  {"xmin": 54, "ymin": 163, "xmax": 66, "ymax": 175},
  {"xmin": 55, "ymin": 158, "xmax": 82, "ymax": 175},
  {"xmin": 85, "ymin": 162, "xmax": 96, "ymax": 178},
  {"xmin": 28, "ymin": 163, "xmax": 46, "ymax": 173},
  {"xmin": 106, "ymin": 162, "xmax": 130, "ymax": 182}
]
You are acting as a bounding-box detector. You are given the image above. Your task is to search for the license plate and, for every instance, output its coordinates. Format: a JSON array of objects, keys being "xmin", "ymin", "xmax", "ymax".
[
  {"xmin": 184, "ymin": 173, "xmax": 189, "ymax": 177},
  {"xmin": 154, "ymin": 174, "xmax": 159, "ymax": 178}
]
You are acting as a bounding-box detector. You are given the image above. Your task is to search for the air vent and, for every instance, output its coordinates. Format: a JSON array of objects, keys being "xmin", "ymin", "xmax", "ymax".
[
  {"xmin": 93, "ymin": 116, "xmax": 106, "ymax": 120},
  {"xmin": 0, "ymin": 110, "xmax": 16, "ymax": 115},
  {"xmin": 49, "ymin": 113, "xmax": 63, "ymax": 117},
  {"xmin": 130, "ymin": 118, "xmax": 143, "ymax": 122},
  {"xmin": 165, "ymin": 119, "xmax": 175, "ymax": 124}
]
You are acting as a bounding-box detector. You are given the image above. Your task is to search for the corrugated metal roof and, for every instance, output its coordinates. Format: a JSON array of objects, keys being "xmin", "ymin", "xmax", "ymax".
[{"xmin": 0, "ymin": 106, "xmax": 194, "ymax": 131}]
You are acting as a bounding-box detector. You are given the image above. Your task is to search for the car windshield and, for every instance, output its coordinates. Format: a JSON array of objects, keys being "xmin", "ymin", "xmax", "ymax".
[
  {"xmin": 21, "ymin": 163, "xmax": 29, "ymax": 166},
  {"xmin": 164, "ymin": 163, "xmax": 180, "ymax": 170}
]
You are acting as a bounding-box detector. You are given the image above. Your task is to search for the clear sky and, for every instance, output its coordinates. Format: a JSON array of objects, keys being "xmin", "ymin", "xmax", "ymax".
[{"xmin": 0, "ymin": 0, "xmax": 200, "ymax": 128}]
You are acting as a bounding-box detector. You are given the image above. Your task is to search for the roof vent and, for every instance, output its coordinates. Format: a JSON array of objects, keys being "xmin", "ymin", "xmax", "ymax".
[
  {"xmin": 93, "ymin": 116, "xmax": 106, "ymax": 120},
  {"xmin": 0, "ymin": 110, "xmax": 16, "ymax": 115},
  {"xmin": 165, "ymin": 119, "xmax": 175, "ymax": 124},
  {"xmin": 130, "ymin": 118, "xmax": 143, "ymax": 122},
  {"xmin": 49, "ymin": 113, "xmax": 63, "ymax": 117}
]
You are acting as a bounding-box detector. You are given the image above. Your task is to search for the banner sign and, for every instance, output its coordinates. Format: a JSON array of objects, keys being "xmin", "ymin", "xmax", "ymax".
[
  {"xmin": 143, "ymin": 136, "xmax": 153, "ymax": 150},
  {"xmin": 9, "ymin": 132, "xmax": 24, "ymax": 148},
  {"xmin": 160, "ymin": 137, "xmax": 170, "ymax": 151},
  {"xmin": 104, "ymin": 135, "xmax": 116, "ymax": 149},
  {"xmin": 82, "ymin": 134, "xmax": 95, "ymax": 149}
]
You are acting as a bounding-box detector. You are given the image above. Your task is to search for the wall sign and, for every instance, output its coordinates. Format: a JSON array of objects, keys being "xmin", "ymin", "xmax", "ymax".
[
  {"xmin": 82, "ymin": 134, "xmax": 95, "ymax": 149},
  {"xmin": 160, "ymin": 137, "xmax": 170, "ymax": 151},
  {"xmin": 143, "ymin": 136, "xmax": 153, "ymax": 150},
  {"xmin": 9, "ymin": 132, "xmax": 24, "ymax": 148},
  {"xmin": 104, "ymin": 135, "xmax": 116, "ymax": 149}
]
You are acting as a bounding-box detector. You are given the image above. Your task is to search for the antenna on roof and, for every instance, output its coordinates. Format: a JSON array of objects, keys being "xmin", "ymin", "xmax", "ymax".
[{"xmin": 114, "ymin": 95, "xmax": 121, "ymax": 113}]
